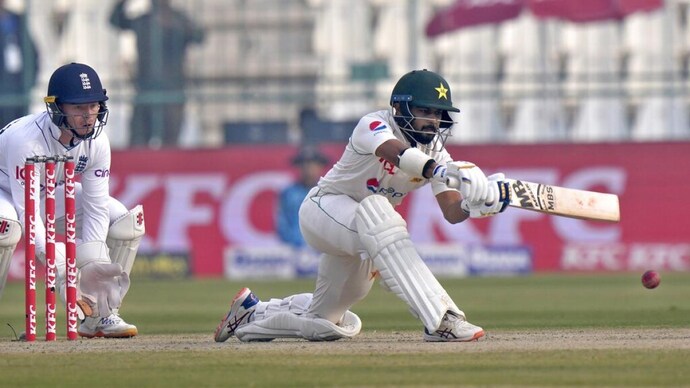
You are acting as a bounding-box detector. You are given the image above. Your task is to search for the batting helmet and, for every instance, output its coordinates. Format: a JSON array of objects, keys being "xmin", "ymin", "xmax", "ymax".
[
  {"xmin": 390, "ymin": 69, "xmax": 458, "ymax": 149},
  {"xmin": 44, "ymin": 63, "xmax": 109, "ymax": 139},
  {"xmin": 391, "ymin": 69, "xmax": 459, "ymax": 115}
]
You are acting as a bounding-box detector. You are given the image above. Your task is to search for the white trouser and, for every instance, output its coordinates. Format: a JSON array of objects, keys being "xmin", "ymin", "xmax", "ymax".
[
  {"xmin": 298, "ymin": 187, "xmax": 376, "ymax": 324},
  {"xmin": 301, "ymin": 189, "xmax": 463, "ymax": 332}
]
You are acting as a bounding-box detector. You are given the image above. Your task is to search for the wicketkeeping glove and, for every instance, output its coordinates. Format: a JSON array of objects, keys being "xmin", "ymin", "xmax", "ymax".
[
  {"xmin": 461, "ymin": 173, "xmax": 511, "ymax": 218},
  {"xmin": 75, "ymin": 241, "xmax": 131, "ymax": 318},
  {"xmin": 79, "ymin": 261, "xmax": 130, "ymax": 318}
]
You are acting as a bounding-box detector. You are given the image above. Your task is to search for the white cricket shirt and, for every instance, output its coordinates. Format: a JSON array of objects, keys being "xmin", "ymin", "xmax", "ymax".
[
  {"xmin": 317, "ymin": 110, "xmax": 455, "ymax": 206},
  {"xmin": 0, "ymin": 112, "xmax": 112, "ymax": 254}
]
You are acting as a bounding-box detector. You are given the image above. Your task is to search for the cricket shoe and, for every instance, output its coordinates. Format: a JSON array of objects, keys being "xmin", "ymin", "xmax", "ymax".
[
  {"xmin": 78, "ymin": 314, "xmax": 138, "ymax": 338},
  {"xmin": 214, "ymin": 287, "xmax": 260, "ymax": 342},
  {"xmin": 423, "ymin": 311, "xmax": 485, "ymax": 342}
]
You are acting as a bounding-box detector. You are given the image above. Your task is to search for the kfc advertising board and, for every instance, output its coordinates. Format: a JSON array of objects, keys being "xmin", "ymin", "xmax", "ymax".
[{"xmin": 8, "ymin": 142, "xmax": 690, "ymax": 279}]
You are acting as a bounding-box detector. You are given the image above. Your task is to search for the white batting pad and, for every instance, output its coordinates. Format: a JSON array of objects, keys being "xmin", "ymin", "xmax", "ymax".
[
  {"xmin": 235, "ymin": 293, "xmax": 362, "ymax": 341},
  {"xmin": 107, "ymin": 205, "xmax": 145, "ymax": 275},
  {"xmin": 236, "ymin": 311, "xmax": 361, "ymax": 342},
  {"xmin": 355, "ymin": 195, "xmax": 462, "ymax": 331},
  {"xmin": 0, "ymin": 217, "xmax": 22, "ymax": 299}
]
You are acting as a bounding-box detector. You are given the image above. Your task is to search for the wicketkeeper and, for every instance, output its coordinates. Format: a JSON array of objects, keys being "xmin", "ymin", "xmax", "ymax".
[
  {"xmin": 214, "ymin": 69, "xmax": 510, "ymax": 342},
  {"xmin": 0, "ymin": 63, "xmax": 145, "ymax": 338}
]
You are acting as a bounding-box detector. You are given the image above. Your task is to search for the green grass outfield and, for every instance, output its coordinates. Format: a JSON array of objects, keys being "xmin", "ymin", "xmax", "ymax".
[{"xmin": 1, "ymin": 273, "xmax": 689, "ymax": 387}]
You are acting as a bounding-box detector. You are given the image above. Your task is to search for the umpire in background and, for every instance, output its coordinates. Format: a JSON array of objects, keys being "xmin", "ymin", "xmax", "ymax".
[{"xmin": 276, "ymin": 146, "xmax": 329, "ymax": 247}]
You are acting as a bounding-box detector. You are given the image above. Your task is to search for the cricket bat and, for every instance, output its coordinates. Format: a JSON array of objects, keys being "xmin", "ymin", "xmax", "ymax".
[{"xmin": 506, "ymin": 179, "xmax": 620, "ymax": 222}]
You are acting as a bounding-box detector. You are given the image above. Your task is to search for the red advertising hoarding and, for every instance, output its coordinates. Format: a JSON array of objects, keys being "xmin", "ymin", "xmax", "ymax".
[{"xmin": 7, "ymin": 142, "xmax": 690, "ymax": 279}]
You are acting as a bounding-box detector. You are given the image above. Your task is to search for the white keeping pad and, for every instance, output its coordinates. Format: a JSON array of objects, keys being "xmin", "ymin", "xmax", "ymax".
[
  {"xmin": 0, "ymin": 217, "xmax": 22, "ymax": 298},
  {"xmin": 107, "ymin": 205, "xmax": 145, "ymax": 275}
]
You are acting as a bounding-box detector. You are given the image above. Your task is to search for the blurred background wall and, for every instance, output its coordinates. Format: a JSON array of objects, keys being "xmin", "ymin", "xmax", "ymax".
[
  {"xmin": 3, "ymin": 0, "xmax": 689, "ymax": 279},
  {"xmin": 3, "ymin": 0, "xmax": 688, "ymax": 149}
]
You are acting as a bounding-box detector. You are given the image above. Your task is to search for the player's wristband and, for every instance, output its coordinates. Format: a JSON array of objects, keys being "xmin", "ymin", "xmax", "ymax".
[{"xmin": 398, "ymin": 148, "xmax": 435, "ymax": 178}]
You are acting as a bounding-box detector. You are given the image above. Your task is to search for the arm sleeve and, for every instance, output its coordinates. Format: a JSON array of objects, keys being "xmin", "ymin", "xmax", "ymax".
[
  {"xmin": 350, "ymin": 116, "xmax": 397, "ymax": 155},
  {"xmin": 79, "ymin": 138, "xmax": 112, "ymax": 243}
]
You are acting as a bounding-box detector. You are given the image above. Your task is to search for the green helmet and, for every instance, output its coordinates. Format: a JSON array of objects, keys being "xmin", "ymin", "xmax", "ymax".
[
  {"xmin": 390, "ymin": 69, "xmax": 458, "ymax": 149},
  {"xmin": 390, "ymin": 69, "xmax": 459, "ymax": 114}
]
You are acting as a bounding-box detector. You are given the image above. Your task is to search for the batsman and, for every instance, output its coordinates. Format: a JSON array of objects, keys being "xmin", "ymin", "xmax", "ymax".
[
  {"xmin": 215, "ymin": 69, "xmax": 511, "ymax": 343},
  {"xmin": 0, "ymin": 63, "xmax": 145, "ymax": 338}
]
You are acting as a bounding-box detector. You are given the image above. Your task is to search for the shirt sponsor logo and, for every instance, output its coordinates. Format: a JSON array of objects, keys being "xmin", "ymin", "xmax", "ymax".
[
  {"xmin": 369, "ymin": 121, "xmax": 387, "ymax": 131},
  {"xmin": 366, "ymin": 178, "xmax": 380, "ymax": 193},
  {"xmin": 366, "ymin": 178, "xmax": 404, "ymax": 197},
  {"xmin": 95, "ymin": 169, "xmax": 110, "ymax": 177}
]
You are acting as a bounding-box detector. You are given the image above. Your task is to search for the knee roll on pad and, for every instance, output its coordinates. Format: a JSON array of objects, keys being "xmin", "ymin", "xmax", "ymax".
[
  {"xmin": 355, "ymin": 195, "xmax": 462, "ymax": 331},
  {"xmin": 106, "ymin": 205, "xmax": 145, "ymax": 275}
]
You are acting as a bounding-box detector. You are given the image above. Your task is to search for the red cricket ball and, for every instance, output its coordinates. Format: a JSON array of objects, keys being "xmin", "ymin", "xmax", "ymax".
[{"xmin": 641, "ymin": 270, "xmax": 661, "ymax": 289}]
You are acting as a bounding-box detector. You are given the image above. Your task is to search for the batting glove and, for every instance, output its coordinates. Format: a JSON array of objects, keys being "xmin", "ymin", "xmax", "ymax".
[
  {"xmin": 445, "ymin": 161, "xmax": 490, "ymax": 203},
  {"xmin": 461, "ymin": 173, "xmax": 511, "ymax": 218}
]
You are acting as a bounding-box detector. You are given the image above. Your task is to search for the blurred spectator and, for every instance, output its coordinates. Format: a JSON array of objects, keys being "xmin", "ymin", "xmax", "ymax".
[
  {"xmin": 0, "ymin": 0, "xmax": 38, "ymax": 128},
  {"xmin": 109, "ymin": 0, "xmax": 204, "ymax": 147},
  {"xmin": 276, "ymin": 146, "xmax": 329, "ymax": 247}
]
